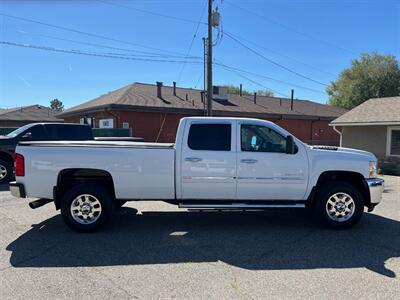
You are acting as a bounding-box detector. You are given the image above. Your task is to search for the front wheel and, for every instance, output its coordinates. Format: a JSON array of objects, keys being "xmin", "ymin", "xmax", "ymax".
[
  {"xmin": 61, "ymin": 183, "xmax": 114, "ymax": 232},
  {"xmin": 315, "ymin": 182, "xmax": 364, "ymax": 229}
]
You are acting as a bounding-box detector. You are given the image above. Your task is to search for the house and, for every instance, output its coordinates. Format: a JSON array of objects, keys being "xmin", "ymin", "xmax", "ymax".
[
  {"xmin": 330, "ymin": 96, "xmax": 400, "ymax": 175},
  {"xmin": 0, "ymin": 104, "xmax": 61, "ymax": 129},
  {"xmin": 58, "ymin": 81, "xmax": 347, "ymax": 145}
]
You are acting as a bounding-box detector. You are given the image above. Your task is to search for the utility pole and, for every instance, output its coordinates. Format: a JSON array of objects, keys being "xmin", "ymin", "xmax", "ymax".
[
  {"xmin": 206, "ymin": 0, "xmax": 213, "ymax": 116},
  {"xmin": 203, "ymin": 37, "xmax": 207, "ymax": 116},
  {"xmin": 203, "ymin": 37, "xmax": 207, "ymax": 93}
]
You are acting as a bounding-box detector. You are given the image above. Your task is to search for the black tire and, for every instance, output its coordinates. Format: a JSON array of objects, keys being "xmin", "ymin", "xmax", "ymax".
[
  {"xmin": 315, "ymin": 181, "xmax": 364, "ymax": 229},
  {"xmin": 60, "ymin": 183, "xmax": 114, "ymax": 233},
  {"xmin": 0, "ymin": 159, "xmax": 13, "ymax": 184}
]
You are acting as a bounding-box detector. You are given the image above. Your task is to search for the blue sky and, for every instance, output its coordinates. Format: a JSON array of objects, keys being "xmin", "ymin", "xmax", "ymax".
[{"xmin": 0, "ymin": 0, "xmax": 399, "ymax": 109}]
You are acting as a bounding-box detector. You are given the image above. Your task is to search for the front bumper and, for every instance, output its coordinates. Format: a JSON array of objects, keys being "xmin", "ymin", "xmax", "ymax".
[
  {"xmin": 9, "ymin": 182, "xmax": 26, "ymax": 198},
  {"xmin": 366, "ymin": 178, "xmax": 384, "ymax": 209}
]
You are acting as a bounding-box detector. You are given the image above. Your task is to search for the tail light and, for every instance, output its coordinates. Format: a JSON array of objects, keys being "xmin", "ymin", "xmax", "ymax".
[{"xmin": 15, "ymin": 153, "xmax": 25, "ymax": 177}]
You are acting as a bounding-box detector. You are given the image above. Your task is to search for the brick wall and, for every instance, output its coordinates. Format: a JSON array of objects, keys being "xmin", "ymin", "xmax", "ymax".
[{"xmin": 63, "ymin": 110, "xmax": 340, "ymax": 145}]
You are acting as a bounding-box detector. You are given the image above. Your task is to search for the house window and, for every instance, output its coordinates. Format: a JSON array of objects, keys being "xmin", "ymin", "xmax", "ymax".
[{"xmin": 387, "ymin": 127, "xmax": 400, "ymax": 156}]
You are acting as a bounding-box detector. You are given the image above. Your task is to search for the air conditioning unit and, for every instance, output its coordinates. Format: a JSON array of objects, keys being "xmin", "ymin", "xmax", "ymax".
[{"xmin": 213, "ymin": 86, "xmax": 228, "ymax": 100}]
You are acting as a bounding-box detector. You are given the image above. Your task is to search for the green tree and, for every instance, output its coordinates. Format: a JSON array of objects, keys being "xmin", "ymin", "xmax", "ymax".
[
  {"xmin": 327, "ymin": 53, "xmax": 400, "ymax": 109},
  {"xmin": 221, "ymin": 84, "xmax": 273, "ymax": 97},
  {"xmin": 255, "ymin": 89, "xmax": 273, "ymax": 97},
  {"xmin": 50, "ymin": 98, "xmax": 64, "ymax": 111}
]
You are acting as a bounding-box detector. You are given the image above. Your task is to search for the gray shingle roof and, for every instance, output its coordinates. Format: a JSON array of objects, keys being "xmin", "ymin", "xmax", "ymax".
[
  {"xmin": 0, "ymin": 105, "xmax": 61, "ymax": 122},
  {"xmin": 59, "ymin": 82, "xmax": 347, "ymax": 120},
  {"xmin": 331, "ymin": 96, "xmax": 400, "ymax": 125}
]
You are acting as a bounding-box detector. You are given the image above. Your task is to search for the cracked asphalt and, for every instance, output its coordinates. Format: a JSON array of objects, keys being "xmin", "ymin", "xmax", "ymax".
[{"xmin": 0, "ymin": 175, "xmax": 399, "ymax": 299}]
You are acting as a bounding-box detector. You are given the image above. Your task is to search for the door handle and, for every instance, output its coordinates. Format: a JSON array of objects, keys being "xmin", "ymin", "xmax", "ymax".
[
  {"xmin": 185, "ymin": 157, "xmax": 203, "ymax": 163},
  {"xmin": 240, "ymin": 158, "xmax": 258, "ymax": 164}
]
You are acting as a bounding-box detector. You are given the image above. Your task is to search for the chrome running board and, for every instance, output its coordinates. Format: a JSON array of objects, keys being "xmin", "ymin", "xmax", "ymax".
[{"xmin": 178, "ymin": 203, "xmax": 305, "ymax": 209}]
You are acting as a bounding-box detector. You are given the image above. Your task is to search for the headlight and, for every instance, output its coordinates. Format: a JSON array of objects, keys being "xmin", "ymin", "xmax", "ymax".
[{"xmin": 369, "ymin": 161, "xmax": 377, "ymax": 178}]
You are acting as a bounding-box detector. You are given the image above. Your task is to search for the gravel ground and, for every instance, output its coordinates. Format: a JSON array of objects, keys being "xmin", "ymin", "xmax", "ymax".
[{"xmin": 0, "ymin": 175, "xmax": 399, "ymax": 299}]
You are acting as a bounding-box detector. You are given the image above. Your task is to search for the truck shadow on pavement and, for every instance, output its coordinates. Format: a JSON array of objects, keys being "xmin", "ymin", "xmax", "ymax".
[
  {"xmin": 0, "ymin": 184, "xmax": 9, "ymax": 192},
  {"xmin": 6, "ymin": 208, "xmax": 400, "ymax": 278}
]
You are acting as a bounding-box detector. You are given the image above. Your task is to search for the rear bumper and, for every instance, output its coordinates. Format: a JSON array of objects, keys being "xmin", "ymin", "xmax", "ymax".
[
  {"xmin": 9, "ymin": 182, "xmax": 26, "ymax": 198},
  {"xmin": 366, "ymin": 178, "xmax": 384, "ymax": 209}
]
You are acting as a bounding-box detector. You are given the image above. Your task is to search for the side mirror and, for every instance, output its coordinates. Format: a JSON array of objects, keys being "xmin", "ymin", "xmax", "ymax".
[
  {"xmin": 286, "ymin": 135, "xmax": 296, "ymax": 154},
  {"xmin": 21, "ymin": 132, "xmax": 32, "ymax": 140}
]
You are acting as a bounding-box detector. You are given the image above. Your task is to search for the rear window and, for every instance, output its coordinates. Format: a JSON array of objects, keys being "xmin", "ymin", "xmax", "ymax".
[
  {"xmin": 45, "ymin": 125, "xmax": 93, "ymax": 140},
  {"xmin": 188, "ymin": 124, "xmax": 231, "ymax": 151}
]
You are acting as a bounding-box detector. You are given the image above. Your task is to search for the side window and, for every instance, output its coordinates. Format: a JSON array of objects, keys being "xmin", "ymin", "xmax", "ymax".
[
  {"xmin": 188, "ymin": 124, "xmax": 231, "ymax": 151},
  {"xmin": 241, "ymin": 124, "xmax": 286, "ymax": 153},
  {"xmin": 26, "ymin": 125, "xmax": 47, "ymax": 141},
  {"xmin": 46, "ymin": 125, "xmax": 91, "ymax": 140},
  {"xmin": 45, "ymin": 125, "xmax": 61, "ymax": 140}
]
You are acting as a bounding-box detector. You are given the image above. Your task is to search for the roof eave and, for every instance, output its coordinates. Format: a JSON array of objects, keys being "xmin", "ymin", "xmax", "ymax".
[
  {"xmin": 330, "ymin": 121, "xmax": 400, "ymax": 126},
  {"xmin": 59, "ymin": 104, "xmax": 338, "ymax": 121}
]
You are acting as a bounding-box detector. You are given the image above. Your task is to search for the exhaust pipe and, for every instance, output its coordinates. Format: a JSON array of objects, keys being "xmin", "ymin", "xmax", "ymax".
[{"xmin": 29, "ymin": 198, "xmax": 53, "ymax": 209}]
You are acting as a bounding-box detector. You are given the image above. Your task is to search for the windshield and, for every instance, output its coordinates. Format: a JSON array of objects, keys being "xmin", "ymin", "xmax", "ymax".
[{"xmin": 6, "ymin": 124, "xmax": 34, "ymax": 138}]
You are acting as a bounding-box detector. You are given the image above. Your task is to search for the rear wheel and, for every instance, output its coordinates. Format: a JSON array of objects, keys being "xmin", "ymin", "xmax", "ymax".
[
  {"xmin": 61, "ymin": 183, "xmax": 114, "ymax": 232},
  {"xmin": 315, "ymin": 182, "xmax": 364, "ymax": 229},
  {"xmin": 0, "ymin": 159, "xmax": 13, "ymax": 184}
]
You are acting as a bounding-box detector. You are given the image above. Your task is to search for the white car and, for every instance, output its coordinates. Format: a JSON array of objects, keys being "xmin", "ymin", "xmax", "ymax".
[{"xmin": 10, "ymin": 117, "xmax": 384, "ymax": 232}]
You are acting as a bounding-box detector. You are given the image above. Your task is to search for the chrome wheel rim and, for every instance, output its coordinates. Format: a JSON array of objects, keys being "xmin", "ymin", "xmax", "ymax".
[
  {"xmin": 70, "ymin": 194, "xmax": 102, "ymax": 225},
  {"xmin": 0, "ymin": 165, "xmax": 7, "ymax": 180},
  {"xmin": 326, "ymin": 192, "xmax": 355, "ymax": 222}
]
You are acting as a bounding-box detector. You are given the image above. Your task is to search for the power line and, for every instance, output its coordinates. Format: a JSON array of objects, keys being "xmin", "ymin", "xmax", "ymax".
[
  {"xmin": 223, "ymin": 30, "xmax": 336, "ymax": 78},
  {"xmin": 176, "ymin": 0, "xmax": 208, "ymax": 84},
  {"xmin": 193, "ymin": 73, "xmax": 203, "ymax": 89},
  {"xmin": 15, "ymin": 30, "xmax": 202, "ymax": 59},
  {"xmin": 216, "ymin": 63, "xmax": 290, "ymax": 98},
  {"xmin": 225, "ymin": 0, "xmax": 356, "ymax": 55},
  {"xmin": 95, "ymin": 0, "xmax": 207, "ymax": 25},
  {"xmin": 214, "ymin": 61, "xmax": 326, "ymax": 95},
  {"xmin": 0, "ymin": 12, "xmax": 188, "ymax": 56},
  {"xmin": 0, "ymin": 41, "xmax": 203, "ymax": 64},
  {"xmin": 224, "ymin": 31, "xmax": 329, "ymax": 87}
]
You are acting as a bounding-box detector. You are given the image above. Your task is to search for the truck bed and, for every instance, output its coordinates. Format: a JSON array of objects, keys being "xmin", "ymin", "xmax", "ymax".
[{"xmin": 16, "ymin": 141, "xmax": 175, "ymax": 200}]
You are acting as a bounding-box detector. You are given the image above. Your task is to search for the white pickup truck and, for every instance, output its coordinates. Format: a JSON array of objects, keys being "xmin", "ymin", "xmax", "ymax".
[{"xmin": 10, "ymin": 117, "xmax": 384, "ymax": 232}]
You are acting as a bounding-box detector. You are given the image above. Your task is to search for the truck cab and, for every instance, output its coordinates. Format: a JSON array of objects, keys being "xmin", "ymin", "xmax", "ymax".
[{"xmin": 176, "ymin": 118, "xmax": 308, "ymax": 201}]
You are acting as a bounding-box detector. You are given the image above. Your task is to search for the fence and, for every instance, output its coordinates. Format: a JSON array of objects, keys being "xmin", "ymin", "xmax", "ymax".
[{"xmin": 92, "ymin": 128, "xmax": 131, "ymax": 137}]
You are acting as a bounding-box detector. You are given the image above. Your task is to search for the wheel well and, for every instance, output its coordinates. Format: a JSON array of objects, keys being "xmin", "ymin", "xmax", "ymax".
[
  {"xmin": 0, "ymin": 152, "xmax": 13, "ymax": 164},
  {"xmin": 55, "ymin": 168, "xmax": 115, "ymax": 210},
  {"xmin": 315, "ymin": 171, "xmax": 370, "ymax": 206}
]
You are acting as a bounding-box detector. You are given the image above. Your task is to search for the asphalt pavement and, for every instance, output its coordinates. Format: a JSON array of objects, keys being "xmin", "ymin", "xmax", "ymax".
[{"xmin": 0, "ymin": 176, "xmax": 399, "ymax": 299}]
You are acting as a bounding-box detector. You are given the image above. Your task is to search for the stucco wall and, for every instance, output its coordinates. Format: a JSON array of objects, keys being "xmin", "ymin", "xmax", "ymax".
[{"xmin": 342, "ymin": 125, "xmax": 387, "ymax": 157}]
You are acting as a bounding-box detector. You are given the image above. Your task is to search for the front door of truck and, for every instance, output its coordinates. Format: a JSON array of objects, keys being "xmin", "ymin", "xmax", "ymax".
[
  {"xmin": 180, "ymin": 120, "xmax": 237, "ymax": 199},
  {"xmin": 236, "ymin": 121, "xmax": 309, "ymax": 200}
]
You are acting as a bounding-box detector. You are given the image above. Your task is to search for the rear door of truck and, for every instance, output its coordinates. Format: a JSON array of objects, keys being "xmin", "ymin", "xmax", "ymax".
[{"xmin": 180, "ymin": 119, "xmax": 237, "ymax": 199}]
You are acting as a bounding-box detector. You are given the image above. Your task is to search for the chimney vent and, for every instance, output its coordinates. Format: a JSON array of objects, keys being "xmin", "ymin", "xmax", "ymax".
[
  {"xmin": 173, "ymin": 81, "xmax": 177, "ymax": 96},
  {"xmin": 239, "ymin": 83, "xmax": 243, "ymax": 97},
  {"xmin": 156, "ymin": 81, "xmax": 163, "ymax": 98},
  {"xmin": 254, "ymin": 92, "xmax": 257, "ymax": 104},
  {"xmin": 200, "ymin": 91, "xmax": 204, "ymax": 103},
  {"xmin": 290, "ymin": 89, "xmax": 294, "ymax": 110},
  {"xmin": 185, "ymin": 93, "xmax": 188, "ymax": 101}
]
